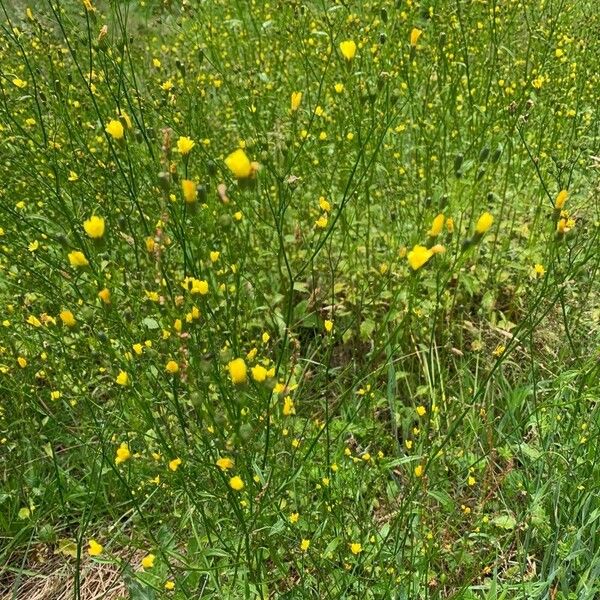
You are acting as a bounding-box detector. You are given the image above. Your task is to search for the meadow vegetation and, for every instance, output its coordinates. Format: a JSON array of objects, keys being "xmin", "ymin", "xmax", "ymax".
[{"xmin": 0, "ymin": 0, "xmax": 599, "ymax": 598}]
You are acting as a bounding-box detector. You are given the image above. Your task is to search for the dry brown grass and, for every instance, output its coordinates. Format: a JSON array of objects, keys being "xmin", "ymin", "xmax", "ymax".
[{"xmin": 1, "ymin": 552, "xmax": 140, "ymax": 600}]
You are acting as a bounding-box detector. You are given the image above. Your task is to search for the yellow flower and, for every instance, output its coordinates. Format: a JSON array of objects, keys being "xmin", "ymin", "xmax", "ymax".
[
  {"xmin": 210, "ymin": 251, "xmax": 220, "ymax": 262},
  {"xmin": 60, "ymin": 310, "xmax": 76, "ymax": 327},
  {"xmin": 105, "ymin": 119, "xmax": 124, "ymax": 140},
  {"xmin": 416, "ymin": 405, "xmax": 426, "ymax": 417},
  {"xmin": 319, "ymin": 196, "xmax": 331, "ymax": 212},
  {"xmin": 164, "ymin": 581, "xmax": 175, "ymax": 591},
  {"xmin": 228, "ymin": 358, "xmax": 247, "ymax": 384},
  {"xmin": 13, "ymin": 78, "xmax": 28, "ymax": 89},
  {"xmin": 467, "ymin": 476, "xmax": 476, "ymax": 486},
  {"xmin": 446, "ymin": 217, "xmax": 454, "ymax": 233},
  {"xmin": 177, "ymin": 136, "xmax": 195, "ymax": 155},
  {"xmin": 190, "ymin": 278, "xmax": 208, "ymax": 295},
  {"xmin": 414, "ymin": 464, "xmax": 424, "ymax": 477},
  {"xmin": 83, "ymin": 215, "xmax": 105, "ymax": 239},
  {"xmin": 225, "ymin": 149, "xmax": 254, "ymax": 179},
  {"xmin": 251, "ymin": 364, "xmax": 268, "ymax": 382},
  {"xmin": 350, "ymin": 543, "xmax": 362, "ymax": 555},
  {"xmin": 339, "ymin": 40, "xmax": 357, "ymax": 60},
  {"xmin": 324, "ymin": 319, "xmax": 333, "ymax": 333},
  {"xmin": 291, "ymin": 91, "xmax": 302, "ymax": 112},
  {"xmin": 115, "ymin": 442, "xmax": 131, "ymax": 465},
  {"xmin": 165, "ymin": 360, "xmax": 179, "ymax": 374},
  {"xmin": 98, "ymin": 288, "xmax": 111, "ymax": 304},
  {"xmin": 229, "ymin": 475, "xmax": 245, "ymax": 491},
  {"xmin": 556, "ymin": 217, "xmax": 575, "ymax": 234},
  {"xmin": 116, "ymin": 370, "xmax": 129, "ymax": 386},
  {"xmin": 300, "ymin": 539, "xmax": 310, "ymax": 552},
  {"xmin": 493, "ymin": 344, "xmax": 506, "ymax": 357},
  {"xmin": 88, "ymin": 539, "xmax": 103, "ymax": 557},
  {"xmin": 27, "ymin": 315, "xmax": 41, "ymax": 327},
  {"xmin": 169, "ymin": 458, "xmax": 182, "ymax": 471},
  {"xmin": 283, "ymin": 396, "xmax": 296, "ymax": 416},
  {"xmin": 141, "ymin": 553, "xmax": 156, "ymax": 569},
  {"xmin": 555, "ymin": 189, "xmax": 568, "ymax": 210},
  {"xmin": 410, "ymin": 28, "xmax": 423, "ymax": 47},
  {"xmin": 533, "ymin": 263, "xmax": 545, "ymax": 277},
  {"xmin": 315, "ymin": 214, "xmax": 328, "ymax": 229},
  {"xmin": 475, "ymin": 212, "xmax": 494, "ymax": 235},
  {"xmin": 18, "ymin": 356, "xmax": 27, "ymax": 368},
  {"xmin": 407, "ymin": 245, "xmax": 433, "ymax": 270},
  {"xmin": 532, "ymin": 76, "xmax": 544, "ymax": 89},
  {"xmin": 68, "ymin": 251, "xmax": 89, "ymax": 267},
  {"xmin": 216, "ymin": 457, "xmax": 234, "ymax": 471},
  {"xmin": 289, "ymin": 512, "xmax": 300, "ymax": 523},
  {"xmin": 181, "ymin": 179, "xmax": 197, "ymax": 203},
  {"xmin": 428, "ymin": 213, "xmax": 445, "ymax": 237}
]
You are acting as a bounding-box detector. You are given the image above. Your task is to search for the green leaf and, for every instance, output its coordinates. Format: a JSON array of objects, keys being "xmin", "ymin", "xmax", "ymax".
[
  {"xmin": 360, "ymin": 318, "xmax": 376, "ymax": 340},
  {"xmin": 142, "ymin": 317, "xmax": 160, "ymax": 330},
  {"xmin": 269, "ymin": 519, "xmax": 286, "ymax": 536},
  {"xmin": 517, "ymin": 442, "xmax": 542, "ymax": 462},
  {"xmin": 324, "ymin": 537, "xmax": 340, "ymax": 554},
  {"xmin": 491, "ymin": 513, "xmax": 517, "ymax": 530},
  {"xmin": 427, "ymin": 489, "xmax": 455, "ymax": 511},
  {"xmin": 56, "ymin": 538, "xmax": 77, "ymax": 558},
  {"xmin": 126, "ymin": 578, "xmax": 156, "ymax": 600}
]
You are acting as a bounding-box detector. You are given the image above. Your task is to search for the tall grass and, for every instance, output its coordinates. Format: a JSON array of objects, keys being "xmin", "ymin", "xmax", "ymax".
[{"xmin": 0, "ymin": 0, "xmax": 599, "ymax": 598}]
